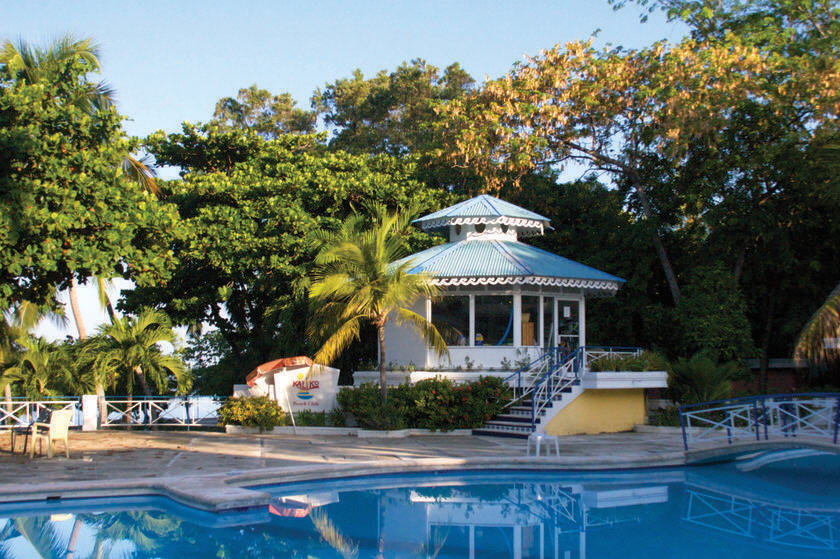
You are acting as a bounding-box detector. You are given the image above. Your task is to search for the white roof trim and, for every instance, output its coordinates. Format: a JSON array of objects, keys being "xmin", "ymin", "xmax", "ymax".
[
  {"xmin": 431, "ymin": 276, "xmax": 621, "ymax": 293},
  {"xmin": 419, "ymin": 216, "xmax": 546, "ymax": 236}
]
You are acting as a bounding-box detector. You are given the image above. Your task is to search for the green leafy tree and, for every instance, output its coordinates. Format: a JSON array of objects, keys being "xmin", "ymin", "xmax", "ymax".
[
  {"xmin": 213, "ymin": 84, "xmax": 316, "ymax": 137},
  {"xmin": 92, "ymin": 308, "xmax": 190, "ymax": 398},
  {"xmin": 0, "ymin": 42, "xmax": 180, "ymax": 315},
  {"xmin": 126, "ymin": 124, "xmax": 448, "ymax": 389},
  {"xmin": 308, "ymin": 204, "xmax": 448, "ymax": 400},
  {"xmin": 313, "ymin": 59, "xmax": 479, "ymax": 193},
  {"xmin": 675, "ymin": 265, "xmax": 754, "ymax": 360}
]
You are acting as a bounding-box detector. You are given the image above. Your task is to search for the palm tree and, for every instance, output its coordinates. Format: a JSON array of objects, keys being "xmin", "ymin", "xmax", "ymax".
[
  {"xmin": 795, "ymin": 281, "xmax": 840, "ymax": 368},
  {"xmin": 0, "ymin": 337, "xmax": 70, "ymax": 400},
  {"xmin": 93, "ymin": 308, "xmax": 190, "ymax": 399},
  {"xmin": 308, "ymin": 204, "xmax": 448, "ymax": 401},
  {"xmin": 1, "ymin": 35, "xmax": 159, "ymax": 418}
]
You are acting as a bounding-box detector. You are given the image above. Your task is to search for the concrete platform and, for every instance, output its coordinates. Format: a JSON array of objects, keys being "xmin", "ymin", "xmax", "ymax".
[{"xmin": 0, "ymin": 429, "xmax": 687, "ymax": 512}]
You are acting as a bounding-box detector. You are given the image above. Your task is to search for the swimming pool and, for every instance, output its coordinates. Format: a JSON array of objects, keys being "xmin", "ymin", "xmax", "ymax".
[{"xmin": 1, "ymin": 452, "xmax": 838, "ymax": 558}]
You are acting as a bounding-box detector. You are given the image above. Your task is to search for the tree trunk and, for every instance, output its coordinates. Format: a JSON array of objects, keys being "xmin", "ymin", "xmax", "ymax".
[
  {"xmin": 134, "ymin": 365, "xmax": 152, "ymax": 397},
  {"xmin": 630, "ymin": 173, "xmax": 681, "ymax": 304},
  {"xmin": 134, "ymin": 365, "xmax": 155, "ymax": 429},
  {"xmin": 759, "ymin": 290, "xmax": 777, "ymax": 394},
  {"xmin": 377, "ymin": 322, "xmax": 387, "ymax": 402},
  {"xmin": 68, "ymin": 278, "xmax": 88, "ymax": 340},
  {"xmin": 96, "ymin": 383, "xmax": 107, "ymax": 426},
  {"xmin": 65, "ymin": 516, "xmax": 82, "ymax": 559}
]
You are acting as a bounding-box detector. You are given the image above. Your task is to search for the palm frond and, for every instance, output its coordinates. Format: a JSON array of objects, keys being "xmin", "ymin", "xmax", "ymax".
[
  {"xmin": 394, "ymin": 307, "xmax": 449, "ymax": 359},
  {"xmin": 121, "ymin": 153, "xmax": 160, "ymax": 195},
  {"xmin": 795, "ymin": 281, "xmax": 840, "ymax": 366}
]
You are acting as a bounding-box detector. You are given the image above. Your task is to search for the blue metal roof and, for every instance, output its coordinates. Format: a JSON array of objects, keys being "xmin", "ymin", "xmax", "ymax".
[
  {"xmin": 414, "ymin": 195, "xmax": 551, "ymax": 227},
  {"xmin": 393, "ymin": 239, "xmax": 625, "ymax": 284}
]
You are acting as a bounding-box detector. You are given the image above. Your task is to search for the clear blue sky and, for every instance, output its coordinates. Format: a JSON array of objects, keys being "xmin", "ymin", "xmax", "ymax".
[{"xmin": 3, "ymin": 0, "xmax": 686, "ymax": 341}]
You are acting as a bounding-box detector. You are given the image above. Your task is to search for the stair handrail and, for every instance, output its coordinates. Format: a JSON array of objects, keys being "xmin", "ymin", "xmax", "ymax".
[
  {"xmin": 530, "ymin": 347, "xmax": 583, "ymax": 430},
  {"xmin": 504, "ymin": 351, "xmax": 554, "ymax": 407},
  {"xmin": 526, "ymin": 346, "xmax": 642, "ymax": 431}
]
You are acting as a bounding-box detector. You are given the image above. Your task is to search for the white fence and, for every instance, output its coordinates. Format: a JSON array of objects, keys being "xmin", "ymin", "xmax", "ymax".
[{"xmin": 0, "ymin": 396, "xmax": 222, "ymax": 430}]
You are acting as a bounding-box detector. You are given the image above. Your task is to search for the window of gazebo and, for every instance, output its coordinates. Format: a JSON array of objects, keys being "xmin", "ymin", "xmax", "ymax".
[{"xmin": 430, "ymin": 291, "xmax": 586, "ymax": 353}]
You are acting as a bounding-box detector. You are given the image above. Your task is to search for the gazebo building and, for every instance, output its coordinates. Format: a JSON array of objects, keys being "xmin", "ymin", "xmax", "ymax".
[
  {"xmin": 377, "ymin": 195, "xmax": 623, "ymax": 372},
  {"xmin": 355, "ymin": 195, "xmax": 667, "ymax": 437}
]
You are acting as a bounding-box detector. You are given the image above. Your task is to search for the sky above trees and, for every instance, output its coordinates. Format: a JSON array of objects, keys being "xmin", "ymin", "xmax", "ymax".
[{"xmin": 3, "ymin": 1, "xmax": 687, "ymax": 140}]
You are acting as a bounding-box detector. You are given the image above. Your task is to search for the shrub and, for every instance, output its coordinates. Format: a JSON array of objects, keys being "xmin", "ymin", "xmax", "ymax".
[
  {"xmin": 293, "ymin": 409, "xmax": 327, "ymax": 426},
  {"xmin": 217, "ymin": 396, "xmax": 285, "ymax": 432},
  {"xmin": 337, "ymin": 377, "xmax": 512, "ymax": 431},
  {"xmin": 589, "ymin": 350, "xmax": 671, "ymax": 373},
  {"xmin": 667, "ymin": 351, "xmax": 746, "ymax": 404}
]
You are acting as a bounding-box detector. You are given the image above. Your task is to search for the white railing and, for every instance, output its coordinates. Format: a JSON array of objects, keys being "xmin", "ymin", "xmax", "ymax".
[
  {"xmin": 680, "ymin": 393, "xmax": 840, "ymax": 450},
  {"xmin": 0, "ymin": 396, "xmax": 222, "ymax": 430},
  {"xmin": 684, "ymin": 486, "xmax": 840, "ymax": 550},
  {"xmin": 101, "ymin": 396, "xmax": 222, "ymax": 428},
  {"xmin": 0, "ymin": 399, "xmax": 81, "ymax": 429},
  {"xmin": 531, "ymin": 356, "xmax": 579, "ymax": 428},
  {"xmin": 504, "ymin": 352, "xmax": 554, "ymax": 406}
]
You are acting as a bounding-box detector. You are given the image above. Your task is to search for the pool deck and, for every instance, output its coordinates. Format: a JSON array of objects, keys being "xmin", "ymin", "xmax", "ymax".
[{"xmin": 0, "ymin": 428, "xmax": 687, "ymax": 512}]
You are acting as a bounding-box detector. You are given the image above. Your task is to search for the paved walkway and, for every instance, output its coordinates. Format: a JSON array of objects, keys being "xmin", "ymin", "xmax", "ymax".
[{"xmin": 0, "ymin": 429, "xmax": 687, "ymax": 511}]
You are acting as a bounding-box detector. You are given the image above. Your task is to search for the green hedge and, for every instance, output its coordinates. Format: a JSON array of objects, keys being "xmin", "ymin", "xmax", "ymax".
[{"xmin": 337, "ymin": 377, "xmax": 512, "ymax": 431}]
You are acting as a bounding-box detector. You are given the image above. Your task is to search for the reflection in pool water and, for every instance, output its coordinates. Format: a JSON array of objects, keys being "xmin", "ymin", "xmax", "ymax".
[{"xmin": 1, "ymin": 452, "xmax": 838, "ymax": 558}]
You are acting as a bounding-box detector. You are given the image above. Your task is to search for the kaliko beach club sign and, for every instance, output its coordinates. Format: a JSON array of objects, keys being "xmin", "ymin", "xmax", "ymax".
[{"xmin": 239, "ymin": 356, "xmax": 340, "ymax": 412}]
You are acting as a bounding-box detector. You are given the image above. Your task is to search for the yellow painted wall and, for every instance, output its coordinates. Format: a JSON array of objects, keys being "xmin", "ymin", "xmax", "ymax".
[{"xmin": 544, "ymin": 389, "xmax": 646, "ymax": 436}]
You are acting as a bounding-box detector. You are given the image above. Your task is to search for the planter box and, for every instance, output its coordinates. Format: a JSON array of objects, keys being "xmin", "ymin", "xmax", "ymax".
[
  {"xmin": 222, "ymin": 425, "xmax": 473, "ymax": 437},
  {"xmin": 224, "ymin": 425, "xmax": 275, "ymax": 435}
]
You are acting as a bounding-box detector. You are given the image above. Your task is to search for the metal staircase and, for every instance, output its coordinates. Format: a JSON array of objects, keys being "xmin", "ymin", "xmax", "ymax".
[
  {"xmin": 473, "ymin": 346, "xmax": 641, "ymax": 438},
  {"xmin": 473, "ymin": 348, "xmax": 583, "ymax": 438}
]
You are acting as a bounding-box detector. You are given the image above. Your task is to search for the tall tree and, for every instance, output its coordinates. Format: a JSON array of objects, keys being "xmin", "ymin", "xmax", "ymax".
[
  {"xmin": 313, "ymin": 59, "xmax": 479, "ymax": 193},
  {"xmin": 213, "ymin": 84, "xmax": 317, "ymax": 137},
  {"xmin": 126, "ymin": 124, "xmax": 449, "ymax": 387},
  {"xmin": 308, "ymin": 204, "xmax": 448, "ymax": 400}
]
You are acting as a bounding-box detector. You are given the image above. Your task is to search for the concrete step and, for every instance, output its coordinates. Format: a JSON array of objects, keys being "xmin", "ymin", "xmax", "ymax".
[{"xmin": 493, "ymin": 414, "xmax": 535, "ymax": 424}]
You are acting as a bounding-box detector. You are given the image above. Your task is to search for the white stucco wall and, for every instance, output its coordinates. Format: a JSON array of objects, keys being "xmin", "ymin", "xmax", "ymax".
[{"xmin": 384, "ymin": 299, "xmax": 430, "ymax": 369}]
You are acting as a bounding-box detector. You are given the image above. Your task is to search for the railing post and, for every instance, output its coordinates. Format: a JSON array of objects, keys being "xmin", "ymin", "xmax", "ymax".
[
  {"xmin": 761, "ymin": 397, "xmax": 769, "ymax": 440},
  {"xmin": 834, "ymin": 397, "xmax": 840, "ymax": 445},
  {"xmin": 752, "ymin": 400, "xmax": 760, "ymax": 441},
  {"xmin": 679, "ymin": 405, "xmax": 688, "ymax": 451}
]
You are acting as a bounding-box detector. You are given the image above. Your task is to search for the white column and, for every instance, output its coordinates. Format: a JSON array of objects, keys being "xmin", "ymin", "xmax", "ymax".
[
  {"xmin": 513, "ymin": 293, "xmax": 522, "ymax": 346},
  {"xmin": 578, "ymin": 297, "xmax": 586, "ymax": 349},
  {"xmin": 425, "ymin": 297, "xmax": 433, "ymax": 368},
  {"xmin": 81, "ymin": 394, "xmax": 98, "ymax": 431},
  {"xmin": 514, "ymin": 525, "xmax": 522, "ymax": 559},
  {"xmin": 469, "ymin": 294, "xmax": 475, "ymax": 347},
  {"xmin": 552, "ymin": 297, "xmax": 559, "ymax": 348},
  {"xmin": 538, "ymin": 295, "xmax": 544, "ymax": 349}
]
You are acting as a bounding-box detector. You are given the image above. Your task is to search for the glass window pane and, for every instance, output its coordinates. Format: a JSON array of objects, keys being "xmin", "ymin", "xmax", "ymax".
[
  {"xmin": 475, "ymin": 295, "xmax": 514, "ymax": 346},
  {"xmin": 543, "ymin": 297, "xmax": 554, "ymax": 348},
  {"xmin": 557, "ymin": 299, "xmax": 579, "ymax": 350},
  {"xmin": 432, "ymin": 296, "xmax": 469, "ymax": 346},
  {"xmin": 521, "ymin": 296, "xmax": 540, "ymax": 346}
]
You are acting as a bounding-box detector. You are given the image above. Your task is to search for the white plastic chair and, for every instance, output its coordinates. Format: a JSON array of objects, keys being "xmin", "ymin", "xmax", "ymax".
[
  {"xmin": 30, "ymin": 409, "xmax": 73, "ymax": 458},
  {"xmin": 526, "ymin": 432, "xmax": 560, "ymax": 456}
]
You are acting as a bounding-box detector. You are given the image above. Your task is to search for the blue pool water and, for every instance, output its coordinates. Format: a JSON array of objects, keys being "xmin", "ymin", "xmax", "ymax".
[{"xmin": 1, "ymin": 452, "xmax": 838, "ymax": 558}]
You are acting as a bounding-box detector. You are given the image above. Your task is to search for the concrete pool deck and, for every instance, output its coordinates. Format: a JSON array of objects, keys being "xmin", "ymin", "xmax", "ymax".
[{"xmin": 0, "ymin": 429, "xmax": 687, "ymax": 512}]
